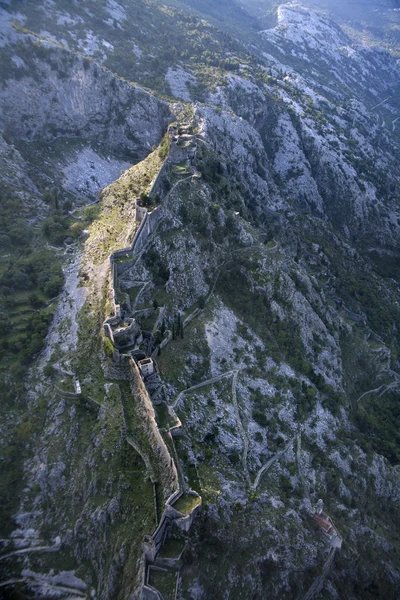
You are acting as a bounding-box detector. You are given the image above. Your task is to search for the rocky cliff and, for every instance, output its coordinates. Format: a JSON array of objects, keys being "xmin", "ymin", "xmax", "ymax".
[
  {"xmin": 1, "ymin": 2, "xmax": 400, "ymax": 600},
  {"xmin": 0, "ymin": 19, "xmax": 171, "ymax": 204}
]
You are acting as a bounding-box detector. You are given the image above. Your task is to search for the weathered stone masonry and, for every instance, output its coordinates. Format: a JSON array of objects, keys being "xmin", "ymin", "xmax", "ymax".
[{"xmin": 102, "ymin": 124, "xmax": 202, "ymax": 600}]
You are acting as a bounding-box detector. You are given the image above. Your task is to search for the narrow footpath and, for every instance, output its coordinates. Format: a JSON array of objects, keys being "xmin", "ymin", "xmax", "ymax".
[
  {"xmin": 301, "ymin": 547, "xmax": 336, "ymax": 600},
  {"xmin": 172, "ymin": 370, "xmax": 236, "ymax": 410},
  {"xmin": 251, "ymin": 438, "xmax": 294, "ymax": 491}
]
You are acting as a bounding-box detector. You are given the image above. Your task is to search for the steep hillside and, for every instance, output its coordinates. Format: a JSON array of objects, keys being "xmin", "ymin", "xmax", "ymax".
[
  {"xmin": 0, "ymin": 10, "xmax": 172, "ymax": 597},
  {"xmin": 0, "ymin": 2, "xmax": 400, "ymax": 600},
  {"xmin": 103, "ymin": 101, "xmax": 400, "ymax": 600},
  {"xmin": 0, "ymin": 38, "xmax": 170, "ymax": 204}
]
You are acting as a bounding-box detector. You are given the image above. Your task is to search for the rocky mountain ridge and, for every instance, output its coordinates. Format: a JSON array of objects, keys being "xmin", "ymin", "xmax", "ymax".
[
  {"xmin": 0, "ymin": 24, "xmax": 171, "ymax": 206},
  {"xmin": 0, "ymin": 1, "xmax": 399, "ymax": 599}
]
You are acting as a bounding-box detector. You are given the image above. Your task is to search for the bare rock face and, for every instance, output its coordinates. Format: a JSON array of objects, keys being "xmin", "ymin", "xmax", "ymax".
[
  {"xmin": 0, "ymin": 43, "xmax": 169, "ymax": 153},
  {"xmin": 0, "ymin": 133, "xmax": 42, "ymax": 202},
  {"xmin": 165, "ymin": 66, "xmax": 197, "ymax": 101},
  {"xmin": 0, "ymin": 38, "xmax": 171, "ymax": 202},
  {"xmin": 260, "ymin": 3, "xmax": 400, "ymax": 104},
  {"xmin": 204, "ymin": 73, "xmax": 400, "ymax": 249},
  {"xmin": 1, "ymin": 2, "xmax": 400, "ymax": 600},
  {"xmin": 206, "ymin": 7, "xmax": 400, "ymax": 250}
]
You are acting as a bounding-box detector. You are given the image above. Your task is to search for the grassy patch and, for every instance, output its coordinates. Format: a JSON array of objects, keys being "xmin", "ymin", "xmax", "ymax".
[
  {"xmin": 148, "ymin": 568, "xmax": 177, "ymax": 600},
  {"xmin": 157, "ymin": 317, "xmax": 210, "ymax": 389},
  {"xmin": 84, "ymin": 147, "xmax": 165, "ymax": 266},
  {"xmin": 155, "ymin": 402, "xmax": 179, "ymax": 429},
  {"xmin": 196, "ymin": 463, "xmax": 222, "ymax": 504},
  {"xmin": 173, "ymin": 493, "xmax": 201, "ymax": 515},
  {"xmin": 125, "ymin": 284, "xmax": 144, "ymax": 305},
  {"xmin": 138, "ymin": 311, "xmax": 158, "ymax": 332},
  {"xmin": 158, "ymin": 536, "xmax": 185, "ymax": 559}
]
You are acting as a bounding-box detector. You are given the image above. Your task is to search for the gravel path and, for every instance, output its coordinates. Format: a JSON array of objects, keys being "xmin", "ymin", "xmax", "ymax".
[
  {"xmin": 231, "ymin": 370, "xmax": 250, "ymax": 483},
  {"xmin": 301, "ymin": 547, "xmax": 336, "ymax": 600},
  {"xmin": 172, "ymin": 370, "xmax": 236, "ymax": 410},
  {"xmin": 251, "ymin": 438, "xmax": 294, "ymax": 491},
  {"xmin": 0, "ymin": 541, "xmax": 61, "ymax": 562}
]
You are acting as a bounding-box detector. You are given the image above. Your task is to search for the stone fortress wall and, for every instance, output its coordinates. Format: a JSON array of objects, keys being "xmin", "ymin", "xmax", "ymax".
[
  {"xmin": 102, "ymin": 122, "xmax": 202, "ymax": 600},
  {"xmin": 104, "ymin": 154, "xmax": 171, "ymax": 333},
  {"xmin": 127, "ymin": 358, "xmax": 179, "ymax": 496}
]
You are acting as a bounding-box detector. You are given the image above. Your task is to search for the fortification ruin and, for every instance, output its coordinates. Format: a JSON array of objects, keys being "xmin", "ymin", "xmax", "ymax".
[{"xmin": 101, "ymin": 121, "xmax": 202, "ymax": 599}]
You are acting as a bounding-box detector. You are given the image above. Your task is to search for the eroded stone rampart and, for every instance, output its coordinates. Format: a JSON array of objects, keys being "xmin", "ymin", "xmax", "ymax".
[
  {"xmin": 127, "ymin": 358, "xmax": 178, "ymax": 497},
  {"xmin": 100, "ymin": 123, "xmax": 202, "ymax": 600}
]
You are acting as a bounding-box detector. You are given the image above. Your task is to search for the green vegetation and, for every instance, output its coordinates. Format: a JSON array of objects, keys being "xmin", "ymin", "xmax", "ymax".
[
  {"xmin": 356, "ymin": 388, "xmax": 400, "ymax": 464},
  {"xmin": 180, "ymin": 497, "xmax": 318, "ymax": 600},
  {"xmin": 158, "ymin": 132, "xmax": 170, "ymax": 160},
  {"xmin": 157, "ymin": 316, "xmax": 210, "ymax": 388},
  {"xmin": 340, "ymin": 331, "xmax": 382, "ymax": 404},
  {"xmin": 0, "ymin": 38, "xmax": 58, "ymax": 82},
  {"xmin": 158, "ymin": 536, "xmax": 185, "ymax": 559},
  {"xmin": 84, "ymin": 146, "xmax": 164, "ymax": 265},
  {"xmin": 41, "ymin": 189, "xmax": 93, "ymax": 245},
  {"xmin": 57, "ymin": 294, "xmax": 158, "ymax": 590},
  {"xmin": 148, "ymin": 568, "xmax": 177, "ymax": 600},
  {"xmin": 369, "ymin": 250, "xmax": 400, "ymax": 282},
  {"xmin": 72, "ymin": 303, "xmax": 105, "ymax": 387},
  {"xmin": 0, "ymin": 194, "xmax": 61, "ymax": 367},
  {"xmin": 1, "ymin": 1, "xmax": 400, "ymax": 596},
  {"xmin": 217, "ymin": 256, "xmax": 307, "ymax": 372},
  {"xmin": 103, "ymin": 335, "xmax": 115, "ymax": 358},
  {"xmin": 304, "ymin": 219, "xmax": 400, "ymax": 348},
  {"xmin": 155, "ymin": 402, "xmax": 179, "ymax": 429},
  {"xmin": 7, "ymin": 0, "xmax": 255, "ymax": 97},
  {"xmin": 173, "ymin": 493, "xmax": 201, "ymax": 515},
  {"xmin": 143, "ymin": 247, "xmax": 170, "ymax": 286},
  {"xmin": 0, "ymin": 387, "xmax": 48, "ymax": 536},
  {"xmin": 0, "ymin": 191, "xmax": 69, "ymax": 543}
]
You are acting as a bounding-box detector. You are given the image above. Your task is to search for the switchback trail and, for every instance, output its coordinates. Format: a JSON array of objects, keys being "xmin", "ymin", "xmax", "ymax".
[
  {"xmin": 231, "ymin": 370, "xmax": 250, "ymax": 483},
  {"xmin": 0, "ymin": 542, "xmax": 61, "ymax": 562},
  {"xmin": 301, "ymin": 547, "xmax": 336, "ymax": 600},
  {"xmin": 172, "ymin": 370, "xmax": 236, "ymax": 410},
  {"xmin": 171, "ymin": 369, "xmax": 251, "ymax": 483},
  {"xmin": 251, "ymin": 438, "xmax": 294, "ymax": 491},
  {"xmin": 356, "ymin": 380, "xmax": 400, "ymax": 405}
]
